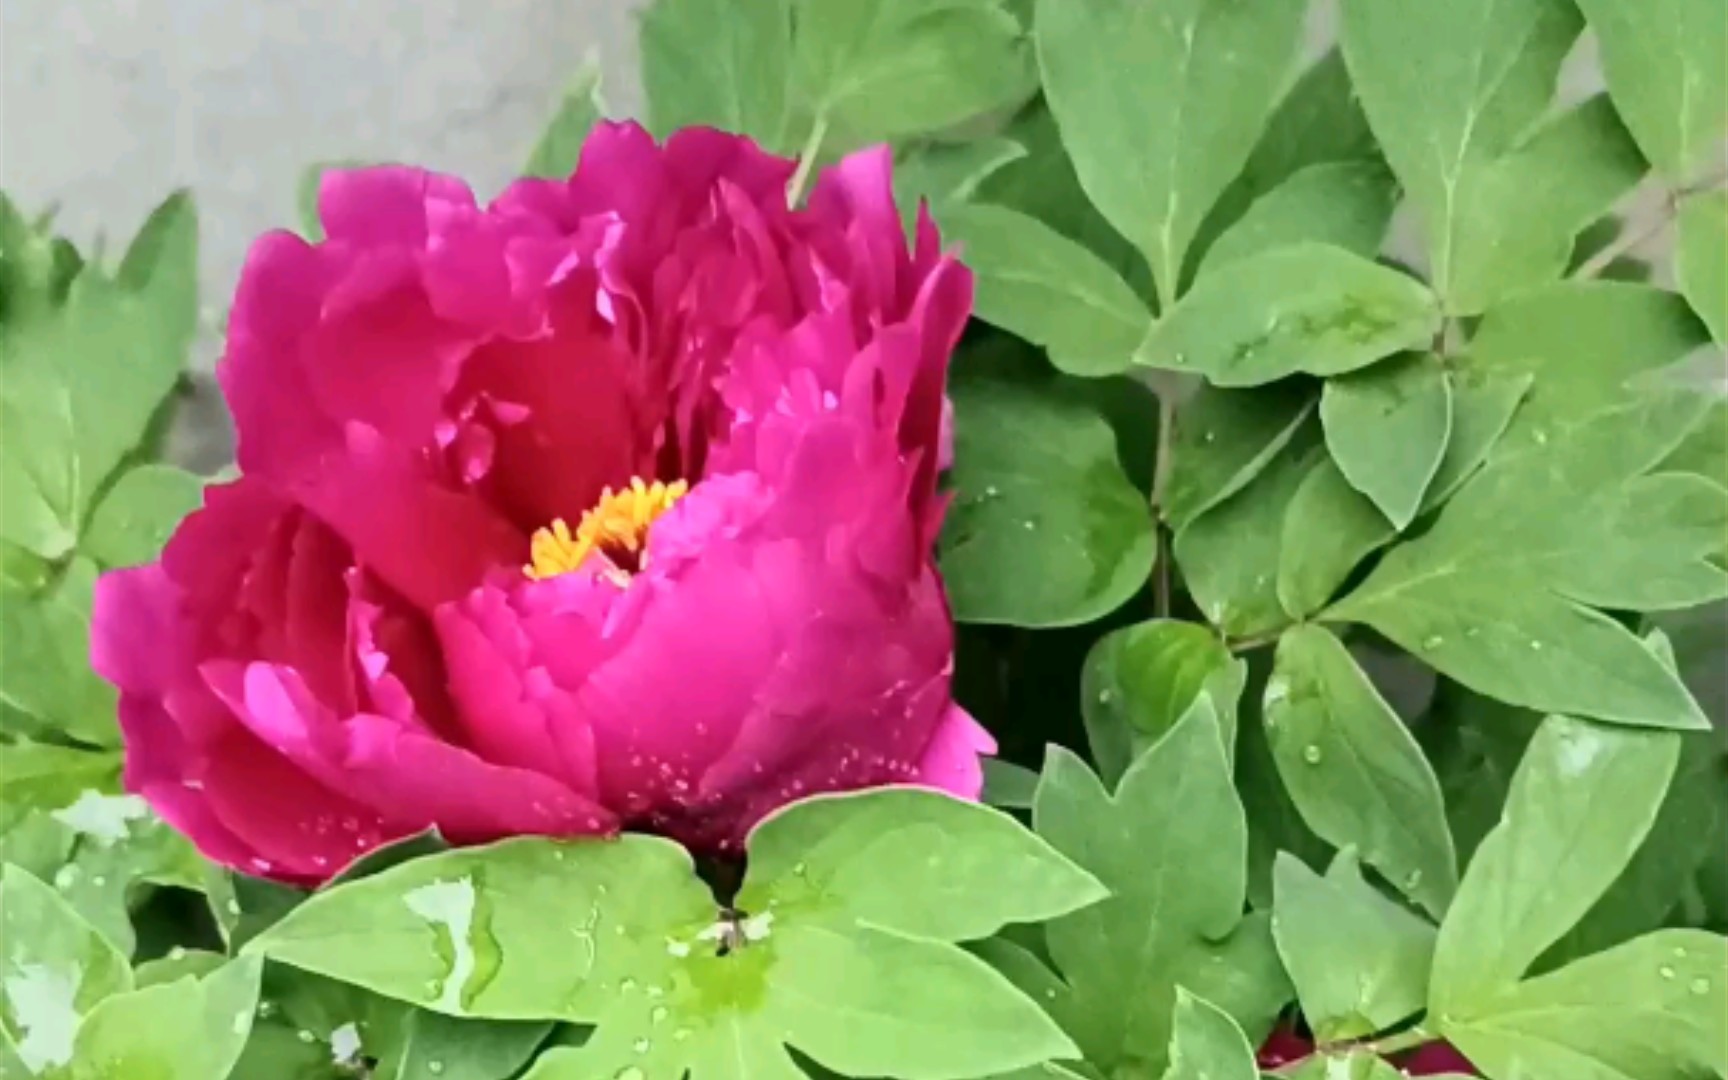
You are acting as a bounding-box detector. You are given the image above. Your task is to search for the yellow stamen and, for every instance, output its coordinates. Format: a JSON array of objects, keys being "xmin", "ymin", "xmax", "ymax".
[{"xmin": 525, "ymin": 477, "xmax": 690, "ymax": 581}]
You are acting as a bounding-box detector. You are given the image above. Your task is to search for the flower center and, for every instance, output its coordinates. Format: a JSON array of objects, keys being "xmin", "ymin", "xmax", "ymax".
[{"xmin": 525, "ymin": 477, "xmax": 689, "ymax": 581}]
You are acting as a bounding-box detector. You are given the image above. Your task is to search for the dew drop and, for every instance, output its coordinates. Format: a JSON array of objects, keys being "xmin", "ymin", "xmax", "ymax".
[
  {"xmin": 673, "ymin": 1028, "xmax": 693, "ymax": 1042},
  {"xmin": 427, "ymin": 1062, "xmax": 445, "ymax": 1076},
  {"xmin": 1202, "ymin": 430, "xmax": 1217, "ymax": 444},
  {"xmin": 91, "ymin": 876, "xmax": 106, "ymax": 888},
  {"xmin": 632, "ymin": 1037, "xmax": 651, "ymax": 1053},
  {"xmin": 1421, "ymin": 634, "xmax": 1444, "ymax": 651},
  {"xmin": 1659, "ymin": 965, "xmax": 1677, "ymax": 980},
  {"xmin": 1690, "ymin": 977, "xmax": 1710, "ymax": 995},
  {"xmin": 1404, "ymin": 869, "xmax": 1424, "ymax": 890},
  {"xmin": 1532, "ymin": 429, "xmax": 1549, "ymax": 445},
  {"xmin": 1302, "ymin": 745, "xmax": 1323, "ymax": 765},
  {"xmin": 297, "ymin": 1029, "xmax": 316, "ymax": 1044},
  {"xmin": 649, "ymin": 1005, "xmax": 669, "ymax": 1024},
  {"xmin": 1172, "ymin": 351, "xmax": 1188, "ymax": 366}
]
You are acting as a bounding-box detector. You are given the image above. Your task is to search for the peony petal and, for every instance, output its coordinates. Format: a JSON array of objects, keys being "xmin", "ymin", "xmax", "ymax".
[
  {"xmin": 912, "ymin": 705, "xmax": 996, "ymax": 801},
  {"xmin": 318, "ymin": 165, "xmax": 478, "ymax": 248}
]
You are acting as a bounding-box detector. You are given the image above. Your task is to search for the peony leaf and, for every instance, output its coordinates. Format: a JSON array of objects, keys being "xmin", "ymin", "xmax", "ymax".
[
  {"xmin": 1429, "ymin": 716, "xmax": 1679, "ymax": 1016},
  {"xmin": 1277, "ymin": 369, "xmax": 1531, "ymax": 619},
  {"xmin": 1186, "ymin": 50, "xmax": 1382, "ymax": 280},
  {"xmin": 1272, "ymin": 851, "xmax": 1437, "ymax": 1042},
  {"xmin": 737, "ymin": 787, "xmax": 1107, "ymax": 944},
  {"xmin": 1032, "ymin": 710, "xmax": 1290, "ymax": 1073},
  {"xmin": 1575, "ymin": 0, "xmax": 1728, "ymax": 181},
  {"xmin": 1436, "ymin": 95, "xmax": 1647, "ymax": 314},
  {"xmin": 1194, "ymin": 161, "xmax": 1397, "ymax": 280},
  {"xmin": 81, "ymin": 464, "xmax": 205, "ymax": 571},
  {"xmin": 1160, "ymin": 990, "xmax": 1259, "ymax": 1080},
  {"xmin": 1175, "ymin": 421, "xmax": 1323, "ymax": 640},
  {"xmin": 1440, "ymin": 929, "xmax": 1728, "ymax": 1080},
  {"xmin": 1163, "ymin": 382, "xmax": 1314, "ymax": 532},
  {"xmin": 63, "ymin": 955, "xmax": 261, "ymax": 1080},
  {"xmin": 640, "ymin": 0, "xmax": 793, "ymax": 150},
  {"xmin": 395, "ymin": 1011, "xmax": 553, "ymax": 1080},
  {"xmin": 1080, "ymin": 619, "xmax": 1242, "ymax": 786},
  {"xmin": 1034, "ymin": 0, "xmax": 1307, "ymax": 304},
  {"xmin": 0, "ymin": 559, "xmax": 117, "ymax": 746},
  {"xmin": 0, "ymin": 865, "xmax": 133, "ymax": 1075},
  {"xmin": 114, "ymin": 190, "xmax": 199, "ymax": 369},
  {"xmin": 1263, "ymin": 626, "xmax": 1457, "ymax": 916},
  {"xmin": 1338, "ymin": 0, "xmax": 1605, "ymax": 313},
  {"xmin": 1320, "ymin": 353, "xmax": 1454, "ymax": 531},
  {"xmin": 940, "ymin": 203, "xmax": 1152, "ymax": 378},
  {"xmin": 893, "ymin": 137, "xmax": 1026, "ymax": 223},
  {"xmin": 1131, "ymin": 244, "xmax": 1441, "ymax": 387},
  {"xmin": 1282, "ymin": 1052, "xmax": 1413, "ymax": 1079},
  {"xmin": 1328, "ymin": 392, "xmax": 1718, "ymax": 730},
  {"xmin": 0, "ymin": 272, "xmax": 187, "ymax": 562},
  {"xmin": 789, "ymin": 0, "xmax": 1034, "ymax": 149},
  {"xmin": 939, "ymin": 368, "xmax": 1156, "ymax": 628},
  {"xmin": 251, "ymin": 792, "xmax": 1090, "ymax": 1080},
  {"xmin": 523, "ymin": 59, "xmax": 606, "ymax": 179},
  {"xmin": 1675, "ymin": 191, "xmax": 1726, "ymax": 343}
]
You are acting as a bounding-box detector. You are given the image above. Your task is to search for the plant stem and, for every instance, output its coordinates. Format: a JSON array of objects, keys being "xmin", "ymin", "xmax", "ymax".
[
  {"xmin": 1150, "ymin": 390, "xmax": 1178, "ymax": 617},
  {"xmin": 785, "ymin": 115, "xmax": 830, "ymax": 208}
]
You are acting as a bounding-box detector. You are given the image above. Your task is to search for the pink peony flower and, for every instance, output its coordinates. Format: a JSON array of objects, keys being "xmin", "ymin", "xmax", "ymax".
[{"xmin": 91, "ymin": 122, "xmax": 991, "ymax": 885}]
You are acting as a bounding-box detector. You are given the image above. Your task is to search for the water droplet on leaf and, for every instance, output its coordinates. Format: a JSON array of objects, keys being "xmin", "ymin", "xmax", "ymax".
[{"xmin": 1302, "ymin": 745, "xmax": 1323, "ymax": 765}]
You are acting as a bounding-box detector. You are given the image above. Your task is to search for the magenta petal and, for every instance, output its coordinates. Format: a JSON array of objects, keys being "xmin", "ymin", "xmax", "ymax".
[
  {"xmin": 318, "ymin": 165, "xmax": 478, "ymax": 247},
  {"xmin": 913, "ymin": 705, "xmax": 995, "ymax": 800}
]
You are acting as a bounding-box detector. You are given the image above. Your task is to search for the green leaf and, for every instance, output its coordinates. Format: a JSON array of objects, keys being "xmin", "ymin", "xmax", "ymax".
[
  {"xmin": 523, "ymin": 60, "xmax": 605, "ymax": 179},
  {"xmin": 1163, "ymin": 382, "xmax": 1314, "ymax": 532},
  {"xmin": 0, "ymin": 743, "xmax": 118, "ymax": 832},
  {"xmin": 736, "ymin": 788, "xmax": 1107, "ymax": 943},
  {"xmin": 1175, "ymin": 424, "xmax": 1324, "ymax": 639},
  {"xmin": 1462, "ymin": 283, "xmax": 1710, "ymax": 452},
  {"xmin": 982, "ymin": 760, "xmax": 1041, "ymax": 811},
  {"xmin": 1549, "ymin": 727, "xmax": 1727, "ymax": 964},
  {"xmin": 1264, "ymin": 625, "xmax": 1457, "ymax": 916},
  {"xmin": 1133, "ymin": 244, "xmax": 1441, "ymax": 387},
  {"xmin": 396, "ymin": 1012, "xmax": 552, "ymax": 1080},
  {"xmin": 1328, "ymin": 393, "xmax": 1715, "ymax": 730},
  {"xmin": 1576, "ymin": 0, "xmax": 1728, "ymax": 180},
  {"xmin": 1034, "ymin": 0, "xmax": 1307, "ymax": 304},
  {"xmin": 941, "ymin": 203, "xmax": 1152, "ymax": 378},
  {"xmin": 939, "ymin": 369, "xmax": 1156, "ymax": 627},
  {"xmin": 790, "ymin": 0, "xmax": 1034, "ymax": 149},
  {"xmin": 1272, "ymin": 852, "xmax": 1436, "ymax": 1041},
  {"xmin": 1441, "ymin": 929, "xmax": 1727, "ymax": 1080},
  {"xmin": 1676, "ymin": 191, "xmax": 1726, "ymax": 343},
  {"xmin": 0, "ymin": 865, "xmax": 133, "ymax": 1074},
  {"xmin": 1033, "ymin": 711, "xmax": 1290, "ymax": 1072},
  {"xmin": 1080, "ymin": 619, "xmax": 1238, "ymax": 786},
  {"xmin": 132, "ymin": 950, "xmax": 227, "ymax": 990},
  {"xmin": 0, "ymin": 273, "xmax": 186, "ymax": 561},
  {"xmin": 1196, "ymin": 161, "xmax": 1397, "ymax": 279},
  {"xmin": 1429, "ymin": 716, "xmax": 1680, "ymax": 1015},
  {"xmin": 1320, "ymin": 353, "xmax": 1454, "ymax": 530},
  {"xmin": 115, "ymin": 191, "xmax": 199, "ymax": 364},
  {"xmin": 1188, "ymin": 49, "xmax": 1381, "ymax": 275},
  {"xmin": 64, "ymin": 956, "xmax": 262, "ymax": 1079},
  {"xmin": 1160, "ymin": 990, "xmax": 1258, "ymax": 1080},
  {"xmin": 1444, "ymin": 96, "xmax": 1647, "ymax": 313},
  {"xmin": 81, "ymin": 464, "xmax": 204, "ymax": 569},
  {"xmin": 893, "ymin": 137, "xmax": 1027, "ymax": 221},
  {"xmin": 640, "ymin": 0, "xmax": 792, "ymax": 149},
  {"xmin": 254, "ymin": 792, "xmax": 1090, "ymax": 1079},
  {"xmin": 1339, "ymin": 0, "xmax": 1594, "ymax": 313},
  {"xmin": 0, "ymin": 559, "xmax": 118, "ymax": 746}
]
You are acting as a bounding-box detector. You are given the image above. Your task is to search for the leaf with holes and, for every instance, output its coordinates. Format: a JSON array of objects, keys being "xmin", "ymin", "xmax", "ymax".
[{"xmin": 252, "ymin": 790, "xmax": 1101, "ymax": 1079}]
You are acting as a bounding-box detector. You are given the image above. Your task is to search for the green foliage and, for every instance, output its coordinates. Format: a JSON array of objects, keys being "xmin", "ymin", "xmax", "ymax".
[{"xmin": 8, "ymin": 1, "xmax": 1728, "ymax": 1076}]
